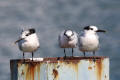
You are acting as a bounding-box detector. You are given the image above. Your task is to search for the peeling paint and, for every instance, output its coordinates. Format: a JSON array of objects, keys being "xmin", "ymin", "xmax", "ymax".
[
  {"xmin": 88, "ymin": 66, "xmax": 92, "ymax": 70},
  {"xmin": 52, "ymin": 69, "xmax": 58, "ymax": 80}
]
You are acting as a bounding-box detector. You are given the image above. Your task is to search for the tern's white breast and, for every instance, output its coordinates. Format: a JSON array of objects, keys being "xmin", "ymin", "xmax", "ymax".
[
  {"xmin": 79, "ymin": 32, "xmax": 99, "ymax": 52},
  {"xmin": 18, "ymin": 34, "xmax": 39, "ymax": 52}
]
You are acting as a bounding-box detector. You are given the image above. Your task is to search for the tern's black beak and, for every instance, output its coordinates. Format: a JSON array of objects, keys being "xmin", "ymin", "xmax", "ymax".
[
  {"xmin": 96, "ymin": 30, "xmax": 106, "ymax": 32},
  {"xmin": 15, "ymin": 38, "xmax": 24, "ymax": 44}
]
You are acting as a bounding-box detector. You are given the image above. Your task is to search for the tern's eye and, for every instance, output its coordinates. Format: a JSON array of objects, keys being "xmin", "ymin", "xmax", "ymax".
[
  {"xmin": 90, "ymin": 28, "xmax": 93, "ymax": 30},
  {"xmin": 26, "ymin": 34, "xmax": 29, "ymax": 36}
]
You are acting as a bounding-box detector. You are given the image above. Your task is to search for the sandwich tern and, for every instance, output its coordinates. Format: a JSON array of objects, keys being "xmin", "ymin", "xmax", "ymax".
[
  {"xmin": 59, "ymin": 30, "xmax": 78, "ymax": 57},
  {"xmin": 78, "ymin": 25, "xmax": 106, "ymax": 56},
  {"xmin": 15, "ymin": 28, "xmax": 40, "ymax": 61}
]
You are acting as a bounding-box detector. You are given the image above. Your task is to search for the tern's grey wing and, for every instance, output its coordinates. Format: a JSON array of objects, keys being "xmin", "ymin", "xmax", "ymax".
[
  {"xmin": 79, "ymin": 31, "xmax": 84, "ymax": 36},
  {"xmin": 78, "ymin": 32, "xmax": 85, "ymax": 47},
  {"xmin": 74, "ymin": 32, "xmax": 79, "ymax": 46},
  {"xmin": 78, "ymin": 37, "xmax": 83, "ymax": 47},
  {"xmin": 72, "ymin": 31, "xmax": 78, "ymax": 43}
]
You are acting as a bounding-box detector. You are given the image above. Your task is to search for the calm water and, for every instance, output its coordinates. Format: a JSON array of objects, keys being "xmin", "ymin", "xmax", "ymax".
[{"xmin": 0, "ymin": 0, "xmax": 120, "ymax": 80}]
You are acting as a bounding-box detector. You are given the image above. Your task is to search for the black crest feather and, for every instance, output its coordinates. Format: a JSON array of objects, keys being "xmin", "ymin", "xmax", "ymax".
[
  {"xmin": 29, "ymin": 28, "xmax": 35, "ymax": 34},
  {"xmin": 84, "ymin": 26, "xmax": 90, "ymax": 30}
]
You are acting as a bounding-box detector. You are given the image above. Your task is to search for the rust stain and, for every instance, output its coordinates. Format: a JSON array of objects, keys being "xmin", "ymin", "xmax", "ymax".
[
  {"xmin": 21, "ymin": 70, "xmax": 24, "ymax": 75},
  {"xmin": 36, "ymin": 64, "xmax": 41, "ymax": 80},
  {"xmin": 26, "ymin": 66, "xmax": 32, "ymax": 80},
  {"xmin": 72, "ymin": 62, "xmax": 79, "ymax": 73},
  {"xmin": 10, "ymin": 56, "xmax": 107, "ymax": 63},
  {"xmin": 25, "ymin": 63, "xmax": 38, "ymax": 80},
  {"xmin": 17, "ymin": 62, "xmax": 42, "ymax": 80},
  {"xmin": 88, "ymin": 66, "xmax": 92, "ymax": 70},
  {"xmin": 72, "ymin": 62, "xmax": 79, "ymax": 80},
  {"xmin": 88, "ymin": 59, "xmax": 94, "ymax": 71},
  {"xmin": 43, "ymin": 56, "xmax": 107, "ymax": 62},
  {"xmin": 96, "ymin": 59, "xmax": 103, "ymax": 80},
  {"xmin": 89, "ymin": 59, "xmax": 94, "ymax": 64},
  {"xmin": 53, "ymin": 69, "xmax": 58, "ymax": 80},
  {"xmin": 105, "ymin": 75, "xmax": 107, "ymax": 78}
]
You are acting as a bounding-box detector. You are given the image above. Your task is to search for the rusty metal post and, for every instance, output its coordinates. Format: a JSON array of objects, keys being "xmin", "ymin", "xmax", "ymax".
[{"xmin": 10, "ymin": 57, "xmax": 109, "ymax": 80}]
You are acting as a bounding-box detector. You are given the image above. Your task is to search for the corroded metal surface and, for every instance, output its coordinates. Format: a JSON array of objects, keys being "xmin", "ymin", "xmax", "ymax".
[{"xmin": 10, "ymin": 57, "xmax": 109, "ymax": 80}]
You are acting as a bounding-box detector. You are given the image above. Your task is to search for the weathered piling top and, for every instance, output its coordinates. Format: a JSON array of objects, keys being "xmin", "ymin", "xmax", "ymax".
[
  {"xmin": 10, "ymin": 56, "xmax": 108, "ymax": 62},
  {"xmin": 10, "ymin": 56, "xmax": 109, "ymax": 80}
]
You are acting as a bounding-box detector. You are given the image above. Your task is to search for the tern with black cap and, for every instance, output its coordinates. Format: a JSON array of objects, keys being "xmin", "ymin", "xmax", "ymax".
[
  {"xmin": 78, "ymin": 25, "xmax": 106, "ymax": 56},
  {"xmin": 15, "ymin": 28, "xmax": 40, "ymax": 61}
]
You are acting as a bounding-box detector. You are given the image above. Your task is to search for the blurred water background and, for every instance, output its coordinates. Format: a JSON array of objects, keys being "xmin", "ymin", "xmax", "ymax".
[{"xmin": 0, "ymin": 0, "xmax": 120, "ymax": 80}]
